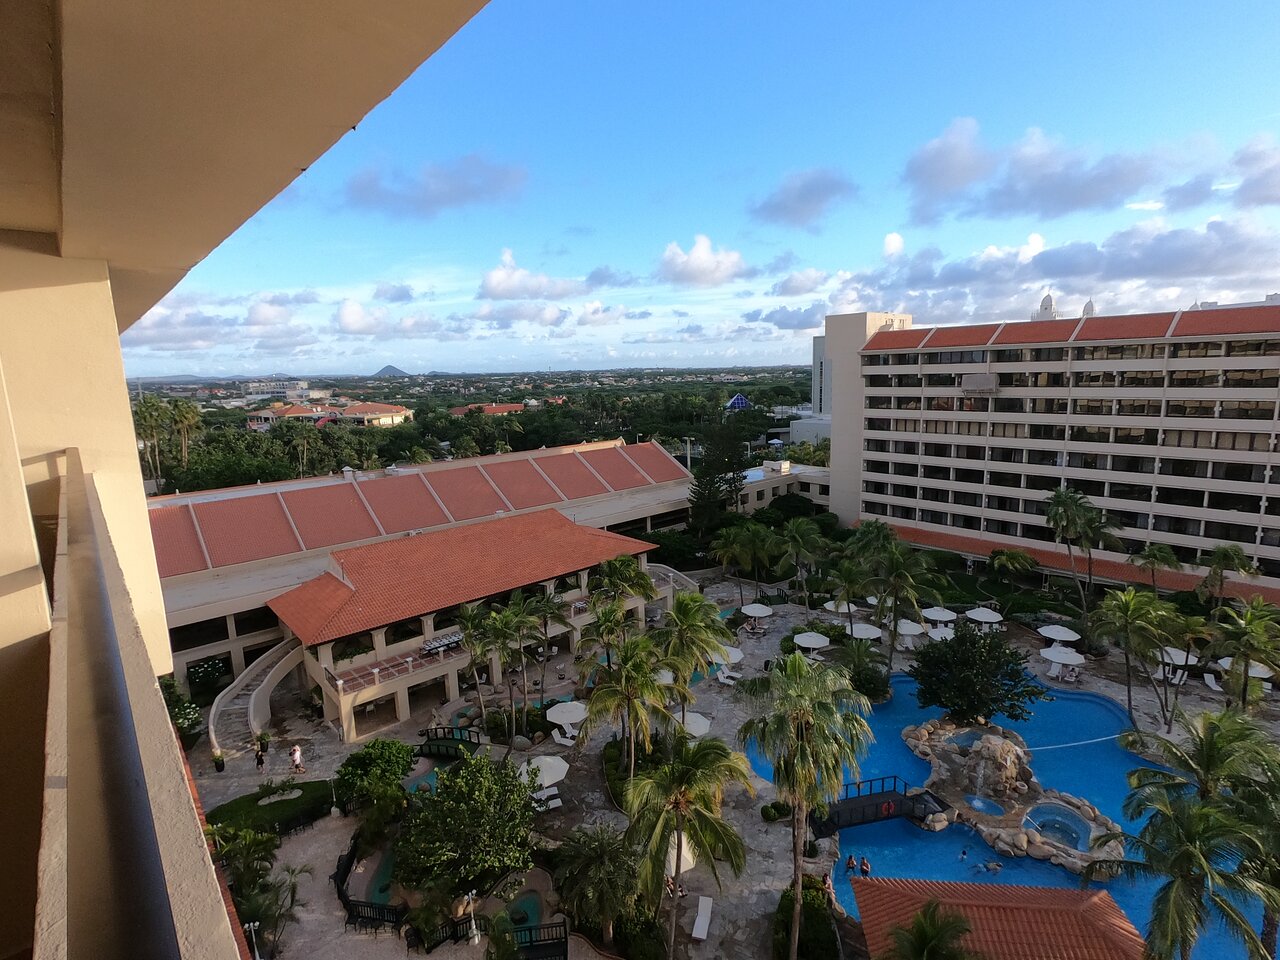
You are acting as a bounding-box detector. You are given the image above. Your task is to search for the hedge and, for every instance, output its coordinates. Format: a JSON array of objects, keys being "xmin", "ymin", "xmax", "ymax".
[{"xmin": 772, "ymin": 875, "xmax": 838, "ymax": 960}]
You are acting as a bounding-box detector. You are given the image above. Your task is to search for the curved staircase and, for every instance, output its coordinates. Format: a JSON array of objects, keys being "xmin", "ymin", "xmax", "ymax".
[{"xmin": 208, "ymin": 637, "xmax": 299, "ymax": 758}]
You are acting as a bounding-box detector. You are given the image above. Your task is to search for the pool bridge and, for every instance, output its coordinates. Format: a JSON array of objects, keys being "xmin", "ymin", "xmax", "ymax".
[
  {"xmin": 810, "ymin": 775, "xmax": 949, "ymax": 838},
  {"xmin": 420, "ymin": 916, "xmax": 568, "ymax": 958},
  {"xmin": 416, "ymin": 725, "xmax": 482, "ymax": 760}
]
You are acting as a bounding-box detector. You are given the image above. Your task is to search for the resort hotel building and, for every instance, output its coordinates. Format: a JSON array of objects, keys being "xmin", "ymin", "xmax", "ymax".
[{"xmin": 825, "ymin": 297, "xmax": 1280, "ymax": 601}]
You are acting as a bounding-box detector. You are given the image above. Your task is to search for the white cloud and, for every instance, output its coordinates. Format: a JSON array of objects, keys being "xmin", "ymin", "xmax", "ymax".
[
  {"xmin": 479, "ymin": 249, "xmax": 586, "ymax": 300},
  {"xmin": 1125, "ymin": 200, "xmax": 1164, "ymax": 211},
  {"xmin": 769, "ymin": 268, "xmax": 829, "ymax": 297},
  {"xmin": 883, "ymin": 232, "xmax": 904, "ymax": 257},
  {"xmin": 748, "ymin": 168, "xmax": 857, "ymax": 230},
  {"xmin": 344, "ymin": 154, "xmax": 526, "ymax": 219},
  {"xmin": 657, "ymin": 235, "xmax": 754, "ymax": 287},
  {"xmin": 577, "ymin": 301, "xmax": 628, "ymax": 327}
]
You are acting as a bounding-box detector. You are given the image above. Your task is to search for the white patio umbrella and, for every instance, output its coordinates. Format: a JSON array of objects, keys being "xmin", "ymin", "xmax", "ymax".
[
  {"xmin": 666, "ymin": 834, "xmax": 697, "ymax": 875},
  {"xmin": 895, "ymin": 620, "xmax": 926, "ymax": 636},
  {"xmin": 1038, "ymin": 624, "xmax": 1082, "ymax": 644},
  {"xmin": 848, "ymin": 623, "xmax": 884, "ymax": 640},
  {"xmin": 864, "ymin": 595, "xmax": 880, "ymax": 606},
  {"xmin": 793, "ymin": 631, "xmax": 829, "ymax": 650},
  {"xmin": 709, "ymin": 646, "xmax": 745, "ymax": 665},
  {"xmin": 681, "ymin": 711, "xmax": 711, "ymax": 738},
  {"xmin": 520, "ymin": 754, "xmax": 569, "ymax": 787},
  {"xmin": 927, "ymin": 626, "xmax": 955, "ymax": 642},
  {"xmin": 1218, "ymin": 657, "xmax": 1274, "ymax": 678},
  {"xmin": 921, "ymin": 606, "xmax": 957, "ymax": 623},
  {"xmin": 544, "ymin": 700, "xmax": 587, "ymax": 728},
  {"xmin": 823, "ymin": 600, "xmax": 857, "ymax": 614},
  {"xmin": 654, "ymin": 668, "xmax": 675, "ymax": 685},
  {"xmin": 1159, "ymin": 647, "xmax": 1200, "ymax": 667},
  {"xmin": 1039, "ymin": 644, "xmax": 1085, "ymax": 666},
  {"xmin": 741, "ymin": 603, "xmax": 774, "ymax": 618},
  {"xmin": 966, "ymin": 607, "xmax": 1004, "ymax": 624}
]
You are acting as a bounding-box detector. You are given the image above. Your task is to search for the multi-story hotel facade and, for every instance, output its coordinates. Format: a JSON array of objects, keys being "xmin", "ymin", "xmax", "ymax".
[{"xmin": 826, "ymin": 300, "xmax": 1280, "ymax": 600}]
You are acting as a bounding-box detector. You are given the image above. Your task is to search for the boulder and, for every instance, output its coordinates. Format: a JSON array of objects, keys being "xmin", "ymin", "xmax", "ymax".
[
  {"xmin": 458, "ymin": 717, "xmax": 472, "ymax": 728},
  {"xmin": 511, "ymin": 735, "xmax": 533, "ymax": 751},
  {"xmin": 1026, "ymin": 842, "xmax": 1054, "ymax": 860},
  {"xmin": 1012, "ymin": 832, "xmax": 1029, "ymax": 854},
  {"xmin": 532, "ymin": 732, "xmax": 545, "ymax": 745}
]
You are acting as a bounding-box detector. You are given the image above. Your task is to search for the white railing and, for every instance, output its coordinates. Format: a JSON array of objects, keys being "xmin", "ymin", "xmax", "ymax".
[
  {"xmin": 648, "ymin": 563, "xmax": 699, "ymax": 592},
  {"xmin": 248, "ymin": 641, "xmax": 304, "ymax": 737}
]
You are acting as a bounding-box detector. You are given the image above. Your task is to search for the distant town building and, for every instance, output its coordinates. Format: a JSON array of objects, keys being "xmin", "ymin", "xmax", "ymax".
[
  {"xmin": 246, "ymin": 401, "xmax": 411, "ymax": 430},
  {"xmin": 336, "ymin": 402, "xmax": 412, "ymax": 428},
  {"xmin": 245, "ymin": 377, "xmax": 308, "ymax": 397},
  {"xmin": 447, "ymin": 402, "xmax": 526, "ymax": 416},
  {"xmin": 811, "ymin": 335, "xmax": 831, "ymax": 415}
]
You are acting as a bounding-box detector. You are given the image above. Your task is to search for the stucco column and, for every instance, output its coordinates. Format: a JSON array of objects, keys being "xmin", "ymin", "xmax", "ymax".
[
  {"xmin": 340, "ymin": 701, "xmax": 357, "ymax": 743},
  {"xmin": 372, "ymin": 627, "xmax": 388, "ymax": 659},
  {"xmin": 488, "ymin": 652, "xmax": 502, "ymax": 684},
  {"xmin": 229, "ymin": 644, "xmax": 247, "ymax": 678},
  {"xmin": 570, "ymin": 627, "xmax": 581, "ymax": 653},
  {"xmin": 446, "ymin": 669, "xmax": 460, "ymax": 701},
  {"xmin": 394, "ymin": 687, "xmax": 411, "ymax": 721}
]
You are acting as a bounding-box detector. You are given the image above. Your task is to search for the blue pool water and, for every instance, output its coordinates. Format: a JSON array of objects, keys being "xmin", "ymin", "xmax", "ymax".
[
  {"xmin": 964, "ymin": 794, "xmax": 1006, "ymax": 816},
  {"xmin": 718, "ymin": 608, "xmax": 735, "ymax": 620},
  {"xmin": 506, "ymin": 891, "xmax": 542, "ymax": 928},
  {"xmin": 746, "ymin": 675, "xmax": 1254, "ymax": 959},
  {"xmin": 367, "ymin": 849, "xmax": 396, "ymax": 904},
  {"xmin": 405, "ymin": 768, "xmax": 439, "ymax": 793}
]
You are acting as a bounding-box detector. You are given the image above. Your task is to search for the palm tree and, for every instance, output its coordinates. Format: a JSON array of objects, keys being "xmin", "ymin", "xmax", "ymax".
[
  {"xmin": 486, "ymin": 603, "xmax": 539, "ymax": 748},
  {"xmin": 848, "ymin": 518, "xmax": 896, "ymax": 558},
  {"xmin": 833, "ymin": 559, "xmax": 869, "ymax": 636},
  {"xmin": 779, "ymin": 517, "xmax": 823, "ymax": 610},
  {"xmin": 738, "ymin": 521, "xmax": 781, "ymax": 599},
  {"xmin": 988, "ymin": 547, "xmax": 1036, "ymax": 585},
  {"xmin": 1164, "ymin": 614, "xmax": 1217, "ymax": 723},
  {"xmin": 580, "ymin": 596, "xmax": 630, "ymax": 673},
  {"xmin": 1044, "ymin": 487, "xmax": 1091, "ymax": 618},
  {"xmin": 457, "ymin": 603, "xmax": 493, "ymax": 726},
  {"xmin": 495, "ymin": 592, "xmax": 542, "ymax": 736},
  {"xmin": 650, "ymin": 591, "xmax": 732, "ymax": 726},
  {"xmin": 169, "ymin": 398, "xmax": 204, "ymax": 468},
  {"xmin": 736, "ymin": 654, "xmax": 872, "ymax": 960},
  {"xmin": 1240, "ymin": 778, "xmax": 1280, "ymax": 959},
  {"xmin": 553, "ymin": 825, "xmax": 639, "ymax": 947},
  {"xmin": 527, "ymin": 590, "xmax": 570, "ymax": 701},
  {"xmin": 133, "ymin": 393, "xmax": 171, "ymax": 481},
  {"xmin": 881, "ymin": 900, "xmax": 984, "ymax": 960},
  {"xmin": 1129, "ymin": 543, "xmax": 1183, "ymax": 593},
  {"xmin": 1213, "ymin": 597, "xmax": 1280, "ymax": 709},
  {"xmin": 865, "ymin": 542, "xmax": 939, "ymax": 674},
  {"xmin": 1199, "ymin": 544, "xmax": 1259, "ymax": 611},
  {"xmin": 1084, "ymin": 793, "xmax": 1269, "ymax": 960},
  {"xmin": 583, "ymin": 633, "xmax": 671, "ymax": 779},
  {"xmin": 590, "ymin": 555, "xmax": 657, "ymax": 607},
  {"xmin": 452, "ymin": 435, "xmax": 480, "ymax": 459},
  {"xmin": 1077, "ymin": 507, "xmax": 1124, "ymax": 596},
  {"xmin": 830, "ymin": 637, "xmax": 887, "ymax": 694},
  {"xmin": 710, "ymin": 525, "xmax": 753, "ymax": 607},
  {"xmin": 1093, "ymin": 588, "xmax": 1169, "ymax": 727},
  {"xmin": 624, "ymin": 734, "xmax": 753, "ymax": 958}
]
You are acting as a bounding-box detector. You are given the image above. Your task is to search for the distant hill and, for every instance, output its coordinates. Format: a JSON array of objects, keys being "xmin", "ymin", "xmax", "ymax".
[{"xmin": 374, "ymin": 365, "xmax": 409, "ymax": 377}]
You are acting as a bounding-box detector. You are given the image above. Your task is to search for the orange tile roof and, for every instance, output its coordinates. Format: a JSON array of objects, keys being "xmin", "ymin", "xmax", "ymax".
[
  {"xmin": 268, "ymin": 510, "xmax": 654, "ymax": 646},
  {"xmin": 621, "ymin": 442, "xmax": 689, "ymax": 483},
  {"xmin": 192, "ymin": 494, "xmax": 302, "ymax": 567},
  {"xmin": 255, "ymin": 404, "xmax": 319, "ymax": 418},
  {"xmin": 425, "ymin": 464, "xmax": 509, "ymax": 520},
  {"xmin": 1171, "ymin": 304, "xmax": 1280, "ymax": 338},
  {"xmin": 888, "ymin": 523, "xmax": 1280, "ymax": 605},
  {"xmin": 482, "ymin": 459, "xmax": 564, "ymax": 510},
  {"xmin": 341, "ymin": 402, "xmax": 409, "ymax": 416},
  {"xmin": 580, "ymin": 446, "xmax": 649, "ymax": 490},
  {"xmin": 921, "ymin": 323, "xmax": 1001, "ymax": 349},
  {"xmin": 852, "ymin": 878, "xmax": 1144, "ymax": 960},
  {"xmin": 148, "ymin": 505, "xmax": 207, "ymax": 577},
  {"xmin": 357, "ymin": 473, "xmax": 450, "ymax": 532},
  {"xmin": 991, "ymin": 317, "xmax": 1082, "ymax": 345},
  {"xmin": 864, "ymin": 328, "xmax": 929, "ymax": 351},
  {"xmin": 281, "ymin": 484, "xmax": 381, "ymax": 549},
  {"xmin": 533, "ymin": 452, "xmax": 610, "ymax": 499},
  {"xmin": 448, "ymin": 402, "xmax": 526, "ymax": 416},
  {"xmin": 1074, "ymin": 312, "xmax": 1176, "ymax": 341}
]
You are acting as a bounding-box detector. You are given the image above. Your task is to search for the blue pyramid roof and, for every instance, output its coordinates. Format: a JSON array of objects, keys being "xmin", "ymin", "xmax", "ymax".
[{"xmin": 725, "ymin": 393, "xmax": 751, "ymax": 411}]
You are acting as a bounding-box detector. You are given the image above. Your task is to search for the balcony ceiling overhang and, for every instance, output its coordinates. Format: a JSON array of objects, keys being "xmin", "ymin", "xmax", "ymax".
[{"xmin": 0, "ymin": 0, "xmax": 487, "ymax": 330}]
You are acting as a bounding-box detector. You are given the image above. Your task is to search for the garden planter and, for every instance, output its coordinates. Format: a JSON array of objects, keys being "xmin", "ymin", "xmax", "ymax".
[
  {"xmin": 213, "ymin": 756, "xmax": 226, "ymax": 773},
  {"xmin": 179, "ymin": 727, "xmax": 204, "ymax": 751}
]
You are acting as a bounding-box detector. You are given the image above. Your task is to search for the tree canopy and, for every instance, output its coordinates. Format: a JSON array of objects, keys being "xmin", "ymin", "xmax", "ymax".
[{"xmin": 908, "ymin": 621, "xmax": 1049, "ymax": 725}]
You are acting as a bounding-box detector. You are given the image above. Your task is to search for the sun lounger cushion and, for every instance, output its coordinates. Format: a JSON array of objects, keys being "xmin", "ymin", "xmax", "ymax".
[{"xmin": 692, "ymin": 896, "xmax": 712, "ymax": 940}]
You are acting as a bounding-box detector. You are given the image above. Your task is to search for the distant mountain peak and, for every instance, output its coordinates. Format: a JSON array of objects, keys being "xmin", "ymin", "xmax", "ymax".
[{"xmin": 374, "ymin": 365, "xmax": 409, "ymax": 377}]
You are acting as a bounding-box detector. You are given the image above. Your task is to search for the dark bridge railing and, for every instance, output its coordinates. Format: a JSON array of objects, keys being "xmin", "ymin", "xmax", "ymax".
[
  {"xmin": 810, "ymin": 776, "xmax": 947, "ymax": 838},
  {"xmin": 834, "ymin": 775, "xmax": 910, "ymax": 803}
]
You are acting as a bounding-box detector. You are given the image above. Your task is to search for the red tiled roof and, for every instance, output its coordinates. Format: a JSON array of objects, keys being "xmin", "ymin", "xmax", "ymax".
[
  {"xmin": 991, "ymin": 317, "xmax": 1082, "ymax": 345},
  {"xmin": 448, "ymin": 402, "xmax": 525, "ymax": 416},
  {"xmin": 580, "ymin": 446, "xmax": 649, "ymax": 490},
  {"xmin": 253, "ymin": 404, "xmax": 319, "ymax": 418},
  {"xmin": 889, "ymin": 523, "xmax": 1280, "ymax": 604},
  {"xmin": 921, "ymin": 323, "xmax": 1001, "ymax": 349},
  {"xmin": 425, "ymin": 465, "xmax": 508, "ymax": 520},
  {"xmin": 621, "ymin": 442, "xmax": 688, "ymax": 483},
  {"xmin": 482, "ymin": 459, "xmax": 564, "ymax": 510},
  {"xmin": 1073, "ymin": 312, "xmax": 1175, "ymax": 342},
  {"xmin": 864, "ymin": 328, "xmax": 929, "ymax": 351},
  {"xmin": 269, "ymin": 510, "xmax": 653, "ymax": 646},
  {"xmin": 148, "ymin": 505, "xmax": 207, "ymax": 577},
  {"xmin": 1171, "ymin": 304, "xmax": 1280, "ymax": 338},
  {"xmin": 852, "ymin": 878, "xmax": 1144, "ymax": 960},
  {"xmin": 341, "ymin": 402, "xmax": 409, "ymax": 416},
  {"xmin": 192, "ymin": 494, "xmax": 302, "ymax": 567},
  {"xmin": 281, "ymin": 484, "xmax": 381, "ymax": 549},
  {"xmin": 357, "ymin": 473, "xmax": 450, "ymax": 532},
  {"xmin": 533, "ymin": 452, "xmax": 609, "ymax": 499}
]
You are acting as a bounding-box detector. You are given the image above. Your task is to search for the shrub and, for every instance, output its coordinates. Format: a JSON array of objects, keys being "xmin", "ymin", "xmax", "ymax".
[
  {"xmin": 772, "ymin": 875, "xmax": 838, "ymax": 960},
  {"xmin": 846, "ymin": 662, "xmax": 890, "ymax": 701},
  {"xmin": 762, "ymin": 804, "xmax": 779, "ymax": 822},
  {"xmin": 804, "ymin": 839, "xmax": 819, "ymax": 859},
  {"xmin": 615, "ymin": 911, "xmax": 667, "ymax": 960},
  {"xmin": 771, "ymin": 800, "xmax": 792, "ymax": 818},
  {"xmin": 159, "ymin": 676, "xmax": 204, "ymax": 736},
  {"xmin": 646, "ymin": 530, "xmax": 705, "ymax": 571},
  {"xmin": 813, "ymin": 512, "xmax": 840, "ymax": 535}
]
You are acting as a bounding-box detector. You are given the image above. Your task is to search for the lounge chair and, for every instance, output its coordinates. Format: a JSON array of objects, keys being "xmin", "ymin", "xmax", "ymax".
[
  {"xmin": 1264, "ymin": 681, "xmax": 1274, "ymax": 695},
  {"xmin": 533, "ymin": 786, "xmax": 560, "ymax": 802},
  {"xmin": 717, "ymin": 673, "xmax": 737, "ymax": 687},
  {"xmin": 691, "ymin": 896, "xmax": 713, "ymax": 941},
  {"xmin": 537, "ymin": 797, "xmax": 563, "ymax": 812},
  {"xmin": 1046, "ymin": 661, "xmax": 1062, "ymax": 679},
  {"xmin": 1204, "ymin": 673, "xmax": 1224, "ymax": 693},
  {"xmin": 1168, "ymin": 669, "xmax": 1188, "ymax": 686},
  {"xmin": 552, "ymin": 729, "xmax": 577, "ymax": 747}
]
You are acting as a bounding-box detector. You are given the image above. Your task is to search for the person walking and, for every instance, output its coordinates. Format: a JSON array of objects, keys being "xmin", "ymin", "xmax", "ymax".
[
  {"xmin": 289, "ymin": 743, "xmax": 306, "ymax": 774},
  {"xmin": 254, "ymin": 747, "xmax": 265, "ymax": 773}
]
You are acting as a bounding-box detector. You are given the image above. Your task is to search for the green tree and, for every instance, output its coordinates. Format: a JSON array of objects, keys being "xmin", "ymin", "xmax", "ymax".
[
  {"xmin": 1129, "ymin": 543, "xmax": 1183, "ymax": 593},
  {"xmin": 740, "ymin": 521, "xmax": 782, "ymax": 599},
  {"xmin": 453, "ymin": 435, "xmax": 480, "ymax": 458},
  {"xmin": 133, "ymin": 393, "xmax": 172, "ymax": 481},
  {"xmin": 737, "ymin": 654, "xmax": 872, "ymax": 960},
  {"xmin": 881, "ymin": 900, "xmax": 984, "ymax": 960},
  {"xmin": 1198, "ymin": 544, "xmax": 1258, "ymax": 611},
  {"xmin": 527, "ymin": 590, "xmax": 571, "ymax": 699},
  {"xmin": 484, "ymin": 912, "xmax": 522, "ymax": 960},
  {"xmin": 833, "ymin": 559, "xmax": 869, "ymax": 637},
  {"xmin": 457, "ymin": 602, "xmax": 494, "ymax": 726},
  {"xmin": 486, "ymin": 600, "xmax": 542, "ymax": 743},
  {"xmin": 1212, "ymin": 597, "xmax": 1280, "ymax": 710},
  {"xmin": 579, "ymin": 597, "xmax": 630, "ymax": 674},
  {"xmin": 553, "ymin": 825, "xmax": 640, "ymax": 947},
  {"xmin": 830, "ymin": 637, "xmax": 889, "ymax": 700},
  {"xmin": 583, "ymin": 634, "xmax": 671, "ymax": 779},
  {"xmin": 270, "ymin": 418, "xmax": 323, "ymax": 478},
  {"xmin": 393, "ymin": 753, "xmax": 535, "ymax": 896},
  {"xmin": 590, "ymin": 555, "xmax": 657, "ymax": 607},
  {"xmin": 651, "ymin": 591, "xmax": 732, "ymax": 726},
  {"xmin": 624, "ymin": 734, "xmax": 753, "ymax": 958},
  {"xmin": 909, "ymin": 621, "xmax": 1048, "ymax": 725},
  {"xmin": 1093, "ymin": 587, "xmax": 1169, "ymax": 727},
  {"xmin": 865, "ymin": 542, "xmax": 939, "ymax": 674},
  {"xmin": 1044, "ymin": 487, "xmax": 1092, "ymax": 619},
  {"xmin": 335, "ymin": 738, "xmax": 414, "ymax": 843},
  {"xmin": 710, "ymin": 525, "xmax": 753, "ymax": 607},
  {"xmin": 170, "ymin": 398, "xmax": 204, "ymax": 468},
  {"xmin": 1077, "ymin": 507, "xmax": 1124, "ymax": 596},
  {"xmin": 779, "ymin": 517, "xmax": 823, "ymax": 610},
  {"xmin": 988, "ymin": 548, "xmax": 1036, "ymax": 584},
  {"xmin": 204, "ymin": 823, "xmax": 279, "ymax": 892}
]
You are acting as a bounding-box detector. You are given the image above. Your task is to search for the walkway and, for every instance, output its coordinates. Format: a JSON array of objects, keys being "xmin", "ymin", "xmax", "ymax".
[{"xmin": 209, "ymin": 637, "xmax": 298, "ymax": 759}]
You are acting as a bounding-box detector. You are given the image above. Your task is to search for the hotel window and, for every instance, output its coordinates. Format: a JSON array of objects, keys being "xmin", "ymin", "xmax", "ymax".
[
  {"xmin": 950, "ymin": 514, "xmax": 981, "ymax": 531},
  {"xmin": 1021, "ymin": 523, "xmax": 1055, "ymax": 541},
  {"xmin": 988, "ymin": 471, "xmax": 1022, "ymax": 488},
  {"xmin": 866, "ymin": 439, "xmax": 890, "ymax": 453},
  {"xmin": 890, "ymin": 352, "xmax": 920, "ymax": 365},
  {"xmin": 1110, "ymin": 482, "xmax": 1154, "ymax": 502},
  {"xmin": 1203, "ymin": 520, "xmax": 1258, "ymax": 543},
  {"xmin": 998, "ymin": 372, "xmax": 1030, "ymax": 388},
  {"xmin": 1030, "ymin": 347, "xmax": 1066, "ymax": 362},
  {"xmin": 863, "ymin": 354, "xmax": 889, "ymax": 366},
  {"xmin": 920, "ymin": 508, "xmax": 949, "ymax": 525},
  {"xmin": 1028, "ymin": 424, "xmax": 1065, "ymax": 441},
  {"xmin": 928, "ymin": 396, "xmax": 956, "ymax": 412},
  {"xmin": 1119, "ymin": 370, "xmax": 1164, "ymax": 388},
  {"xmin": 1163, "ymin": 429, "xmax": 1214, "ymax": 448},
  {"xmin": 865, "ymin": 374, "xmax": 892, "ymax": 387},
  {"xmin": 895, "ymin": 374, "xmax": 923, "ymax": 387},
  {"xmin": 1068, "ymin": 452, "xmax": 1106, "ymax": 470},
  {"xmin": 957, "ymin": 444, "xmax": 985, "ymax": 461},
  {"xmin": 1168, "ymin": 370, "xmax": 1220, "ymax": 389},
  {"xmin": 234, "ymin": 606, "xmax": 278, "ymax": 636},
  {"xmin": 891, "ymin": 484, "xmax": 918, "ymax": 500},
  {"xmin": 923, "ymin": 442, "xmax": 950, "ymax": 458},
  {"xmin": 1022, "ymin": 498, "xmax": 1048, "ymax": 517},
  {"xmin": 1157, "ymin": 487, "xmax": 1205, "ymax": 508},
  {"xmin": 953, "ymin": 491, "xmax": 982, "ymax": 508},
  {"xmin": 959, "ymin": 397, "xmax": 990, "ymax": 412},
  {"xmin": 1171, "ymin": 341, "xmax": 1225, "ymax": 358},
  {"xmin": 893, "ymin": 440, "xmax": 919, "ymax": 455},
  {"xmin": 1220, "ymin": 400, "xmax": 1276, "ymax": 420},
  {"xmin": 866, "ymin": 418, "xmax": 891, "ymax": 431},
  {"xmin": 922, "ymin": 464, "xmax": 950, "ymax": 481},
  {"xmin": 1070, "ymin": 426, "xmax": 1110, "ymax": 443},
  {"xmin": 867, "ymin": 396, "xmax": 891, "ymax": 409},
  {"xmin": 798, "ymin": 482, "xmax": 811, "ymax": 493},
  {"xmin": 1066, "ymin": 478, "xmax": 1106, "ymax": 497},
  {"xmin": 1166, "ymin": 399, "xmax": 1216, "ymax": 418},
  {"xmin": 1075, "ymin": 343, "xmax": 1164, "ymax": 361},
  {"xmin": 863, "ymin": 500, "xmax": 888, "ymax": 516},
  {"xmin": 989, "ymin": 447, "xmax": 1024, "ymax": 464},
  {"xmin": 866, "ymin": 460, "xmax": 890, "ymax": 474},
  {"xmin": 954, "ymin": 468, "xmax": 984, "ymax": 485},
  {"xmin": 990, "ymin": 422, "xmax": 1025, "ymax": 439},
  {"xmin": 819, "ymin": 485, "xmax": 830, "ymax": 496},
  {"xmin": 954, "ymin": 421, "xmax": 987, "ymax": 437},
  {"xmin": 921, "ymin": 486, "xmax": 949, "ymax": 503},
  {"xmin": 889, "ymin": 505, "xmax": 918, "ymax": 521},
  {"xmin": 924, "ymin": 373, "xmax": 957, "ymax": 388},
  {"xmin": 1226, "ymin": 339, "xmax": 1280, "ymax": 357},
  {"xmin": 1217, "ymin": 431, "xmax": 1271, "ymax": 452},
  {"xmin": 892, "ymin": 462, "xmax": 919, "ymax": 477},
  {"xmin": 756, "ymin": 490, "xmax": 765, "ymax": 502},
  {"xmin": 1154, "ymin": 515, "xmax": 1202, "ymax": 536},
  {"xmin": 1073, "ymin": 399, "xmax": 1112, "ymax": 416},
  {"xmin": 1117, "ymin": 400, "xmax": 1161, "ymax": 417},
  {"xmin": 1111, "ymin": 454, "xmax": 1155, "ymax": 474},
  {"xmin": 891, "ymin": 418, "xmax": 920, "ymax": 433},
  {"xmin": 1029, "ymin": 371, "xmax": 1068, "ymax": 388},
  {"xmin": 863, "ymin": 480, "xmax": 888, "ymax": 495},
  {"xmin": 1073, "ymin": 371, "xmax": 1113, "ymax": 387},
  {"xmin": 1109, "ymin": 510, "xmax": 1150, "ymax": 530},
  {"xmin": 986, "ymin": 495, "xmax": 1021, "ymax": 513},
  {"xmin": 1213, "ymin": 462, "xmax": 1266, "ymax": 483},
  {"xmin": 923, "ymin": 349, "xmax": 987, "ymax": 364},
  {"xmin": 894, "ymin": 396, "xmax": 922, "ymax": 410},
  {"xmin": 984, "ymin": 518, "xmax": 1020, "ymax": 536},
  {"xmin": 1208, "ymin": 492, "xmax": 1262, "ymax": 513},
  {"xmin": 1025, "ymin": 474, "xmax": 1061, "ymax": 491},
  {"xmin": 1026, "ymin": 449, "xmax": 1062, "ymax": 466},
  {"xmin": 1223, "ymin": 369, "xmax": 1280, "ymax": 389},
  {"xmin": 170, "ymin": 616, "xmax": 230, "ymax": 652},
  {"xmin": 1029, "ymin": 398, "xmax": 1068, "ymax": 415},
  {"xmin": 992, "ymin": 349, "xmax": 1024, "ymax": 363},
  {"xmin": 1114, "ymin": 428, "xmax": 1159, "ymax": 445},
  {"xmin": 993, "ymin": 397, "xmax": 1024, "ymax": 414}
]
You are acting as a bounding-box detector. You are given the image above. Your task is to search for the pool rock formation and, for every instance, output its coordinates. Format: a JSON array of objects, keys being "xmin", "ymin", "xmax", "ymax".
[{"xmin": 902, "ymin": 719, "xmax": 1125, "ymax": 876}]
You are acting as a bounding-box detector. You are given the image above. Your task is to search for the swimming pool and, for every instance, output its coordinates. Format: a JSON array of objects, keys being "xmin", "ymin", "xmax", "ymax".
[
  {"xmin": 506, "ymin": 891, "xmax": 542, "ymax": 928},
  {"xmin": 405, "ymin": 768, "xmax": 439, "ymax": 793},
  {"xmin": 1024, "ymin": 802, "xmax": 1091, "ymax": 852},
  {"xmin": 746, "ymin": 674, "xmax": 1256, "ymax": 959},
  {"xmin": 964, "ymin": 794, "xmax": 1006, "ymax": 816}
]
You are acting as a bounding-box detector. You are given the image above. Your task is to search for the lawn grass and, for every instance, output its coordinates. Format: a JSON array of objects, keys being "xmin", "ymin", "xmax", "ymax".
[{"xmin": 206, "ymin": 780, "xmax": 335, "ymax": 833}]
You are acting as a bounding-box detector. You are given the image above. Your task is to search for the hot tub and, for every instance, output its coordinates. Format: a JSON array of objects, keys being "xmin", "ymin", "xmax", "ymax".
[{"xmin": 1023, "ymin": 802, "xmax": 1091, "ymax": 851}]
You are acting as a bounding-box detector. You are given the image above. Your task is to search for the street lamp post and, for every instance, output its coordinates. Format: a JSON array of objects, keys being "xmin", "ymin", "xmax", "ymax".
[
  {"xmin": 244, "ymin": 921, "xmax": 262, "ymax": 960},
  {"xmin": 466, "ymin": 890, "xmax": 480, "ymax": 945},
  {"xmin": 329, "ymin": 776, "xmax": 341, "ymax": 818}
]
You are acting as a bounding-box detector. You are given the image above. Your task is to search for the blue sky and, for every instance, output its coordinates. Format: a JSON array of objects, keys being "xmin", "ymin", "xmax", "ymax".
[{"xmin": 122, "ymin": 1, "xmax": 1280, "ymax": 376}]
